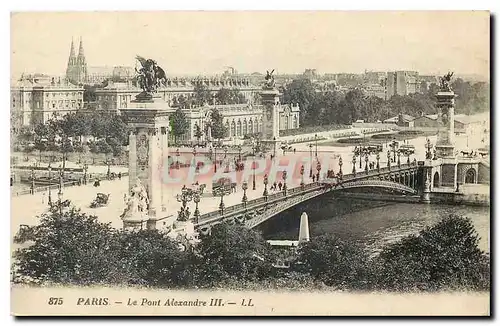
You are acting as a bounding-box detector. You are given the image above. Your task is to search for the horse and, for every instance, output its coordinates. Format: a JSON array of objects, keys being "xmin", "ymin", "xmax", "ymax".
[{"xmin": 154, "ymin": 65, "xmax": 168, "ymax": 88}]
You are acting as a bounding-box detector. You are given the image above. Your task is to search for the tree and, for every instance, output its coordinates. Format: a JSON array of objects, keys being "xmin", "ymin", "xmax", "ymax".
[
  {"xmin": 193, "ymin": 84, "xmax": 212, "ymax": 107},
  {"xmin": 106, "ymin": 137, "xmax": 124, "ymax": 157},
  {"xmin": 193, "ymin": 223, "xmax": 274, "ymax": 287},
  {"xmin": 113, "ymin": 230, "xmax": 194, "ymax": 287},
  {"xmin": 13, "ymin": 205, "xmax": 118, "ymax": 285},
  {"xmin": 83, "ymin": 84, "xmax": 99, "ymax": 103},
  {"xmin": 169, "ymin": 107, "xmax": 189, "ymax": 145},
  {"xmin": 97, "ymin": 139, "xmax": 113, "ymax": 155},
  {"xmin": 215, "ymin": 88, "xmax": 231, "ymax": 105},
  {"xmin": 343, "ymin": 89, "xmax": 368, "ymax": 123},
  {"xmin": 372, "ymin": 214, "xmax": 490, "ymax": 291},
  {"xmin": 194, "ymin": 124, "xmax": 203, "ymax": 144},
  {"xmin": 208, "ymin": 108, "xmax": 227, "ymax": 140},
  {"xmin": 12, "ymin": 203, "xmax": 193, "ymax": 287},
  {"xmin": 298, "ymin": 235, "xmax": 370, "ymax": 290},
  {"xmin": 281, "ymin": 79, "xmax": 317, "ymax": 126},
  {"xmin": 215, "ymin": 88, "xmax": 247, "ymax": 105}
]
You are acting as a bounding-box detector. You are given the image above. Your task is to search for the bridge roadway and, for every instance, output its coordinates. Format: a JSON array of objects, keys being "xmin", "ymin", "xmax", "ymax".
[{"xmin": 195, "ymin": 162, "xmax": 419, "ymax": 233}]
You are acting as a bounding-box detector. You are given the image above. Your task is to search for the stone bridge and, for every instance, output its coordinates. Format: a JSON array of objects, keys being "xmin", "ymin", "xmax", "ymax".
[{"xmin": 195, "ymin": 162, "xmax": 419, "ymax": 234}]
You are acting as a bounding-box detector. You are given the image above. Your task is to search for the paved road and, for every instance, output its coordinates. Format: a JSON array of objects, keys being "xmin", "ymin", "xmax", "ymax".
[{"xmin": 11, "ymin": 165, "xmax": 314, "ymax": 235}]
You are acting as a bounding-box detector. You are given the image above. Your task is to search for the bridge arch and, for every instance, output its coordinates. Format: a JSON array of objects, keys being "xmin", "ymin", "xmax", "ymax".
[
  {"xmin": 465, "ymin": 168, "xmax": 477, "ymax": 184},
  {"xmin": 433, "ymin": 172, "xmax": 440, "ymax": 188}
]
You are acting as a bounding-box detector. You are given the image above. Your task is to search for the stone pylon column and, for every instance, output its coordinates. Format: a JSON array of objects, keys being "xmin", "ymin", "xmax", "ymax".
[
  {"xmin": 435, "ymin": 88, "xmax": 456, "ymax": 158},
  {"xmin": 260, "ymin": 88, "xmax": 281, "ymax": 157},
  {"xmin": 120, "ymin": 96, "xmax": 171, "ymax": 230}
]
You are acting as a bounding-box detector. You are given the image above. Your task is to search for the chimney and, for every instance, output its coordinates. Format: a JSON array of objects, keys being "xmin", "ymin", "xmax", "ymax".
[{"xmin": 298, "ymin": 212, "xmax": 310, "ymax": 243}]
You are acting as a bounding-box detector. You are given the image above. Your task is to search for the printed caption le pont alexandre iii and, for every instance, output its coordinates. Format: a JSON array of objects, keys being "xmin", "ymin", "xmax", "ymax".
[{"xmin": 73, "ymin": 297, "xmax": 255, "ymax": 307}]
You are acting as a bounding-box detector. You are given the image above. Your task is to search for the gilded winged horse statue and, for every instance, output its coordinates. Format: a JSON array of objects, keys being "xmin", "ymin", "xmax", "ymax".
[{"xmin": 135, "ymin": 55, "xmax": 168, "ymax": 93}]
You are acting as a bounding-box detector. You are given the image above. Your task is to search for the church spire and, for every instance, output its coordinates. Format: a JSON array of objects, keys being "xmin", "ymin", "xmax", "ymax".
[
  {"xmin": 69, "ymin": 38, "xmax": 76, "ymax": 58},
  {"xmin": 77, "ymin": 37, "xmax": 85, "ymax": 58}
]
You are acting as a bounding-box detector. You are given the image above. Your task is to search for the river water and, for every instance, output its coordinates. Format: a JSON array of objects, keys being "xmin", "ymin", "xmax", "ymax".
[
  {"xmin": 260, "ymin": 194, "xmax": 490, "ymax": 255},
  {"xmin": 262, "ymin": 120, "xmax": 490, "ymax": 255}
]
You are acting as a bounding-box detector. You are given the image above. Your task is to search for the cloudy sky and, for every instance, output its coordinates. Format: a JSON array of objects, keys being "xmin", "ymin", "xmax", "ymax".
[{"xmin": 11, "ymin": 11, "xmax": 490, "ymax": 78}]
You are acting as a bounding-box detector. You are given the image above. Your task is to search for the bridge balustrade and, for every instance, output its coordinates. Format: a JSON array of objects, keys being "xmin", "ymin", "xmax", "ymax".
[{"xmin": 197, "ymin": 163, "xmax": 418, "ymax": 226}]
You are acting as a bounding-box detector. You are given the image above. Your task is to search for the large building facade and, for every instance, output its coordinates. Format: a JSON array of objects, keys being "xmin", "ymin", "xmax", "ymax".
[
  {"xmin": 95, "ymin": 79, "xmax": 260, "ymax": 111},
  {"xmin": 11, "ymin": 75, "xmax": 84, "ymax": 129},
  {"xmin": 171, "ymin": 103, "xmax": 300, "ymax": 142},
  {"xmin": 386, "ymin": 71, "xmax": 420, "ymax": 99}
]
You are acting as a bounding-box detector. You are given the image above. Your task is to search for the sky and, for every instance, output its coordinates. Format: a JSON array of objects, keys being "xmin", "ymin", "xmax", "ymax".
[{"xmin": 10, "ymin": 11, "xmax": 490, "ymax": 79}]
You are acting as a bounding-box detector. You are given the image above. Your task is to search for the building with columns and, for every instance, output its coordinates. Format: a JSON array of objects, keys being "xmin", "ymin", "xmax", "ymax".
[
  {"xmin": 11, "ymin": 74, "xmax": 84, "ymax": 129},
  {"xmin": 170, "ymin": 103, "xmax": 300, "ymax": 142},
  {"xmin": 95, "ymin": 77, "xmax": 260, "ymax": 111}
]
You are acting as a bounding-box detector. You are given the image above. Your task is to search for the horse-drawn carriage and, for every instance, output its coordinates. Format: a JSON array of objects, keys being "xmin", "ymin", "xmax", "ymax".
[
  {"xmin": 90, "ymin": 193, "xmax": 110, "ymax": 208},
  {"xmin": 399, "ymin": 144, "xmax": 416, "ymax": 156},
  {"xmin": 212, "ymin": 177, "xmax": 236, "ymax": 196}
]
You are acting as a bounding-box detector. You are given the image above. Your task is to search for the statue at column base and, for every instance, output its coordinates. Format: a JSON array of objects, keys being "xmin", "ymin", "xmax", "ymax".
[{"xmin": 120, "ymin": 179, "xmax": 150, "ymax": 226}]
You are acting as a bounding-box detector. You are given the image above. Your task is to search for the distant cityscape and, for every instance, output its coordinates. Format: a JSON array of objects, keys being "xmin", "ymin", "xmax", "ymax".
[{"xmin": 11, "ymin": 38, "xmax": 488, "ymax": 139}]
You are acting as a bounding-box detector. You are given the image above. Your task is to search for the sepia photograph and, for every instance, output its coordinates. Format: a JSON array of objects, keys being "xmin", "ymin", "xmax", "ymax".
[{"xmin": 9, "ymin": 10, "xmax": 490, "ymax": 316}]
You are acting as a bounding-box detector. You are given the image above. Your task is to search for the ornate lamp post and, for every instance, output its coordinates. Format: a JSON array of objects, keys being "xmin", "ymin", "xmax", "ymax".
[
  {"xmin": 223, "ymin": 146, "xmax": 228, "ymax": 159},
  {"xmin": 387, "ymin": 150, "xmax": 391, "ymax": 170},
  {"xmin": 308, "ymin": 143, "xmax": 313, "ymax": 178},
  {"xmin": 252, "ymin": 142, "xmax": 256, "ymax": 190},
  {"xmin": 193, "ymin": 191, "xmax": 201, "ymax": 224},
  {"xmin": 365, "ymin": 151, "xmax": 369, "ymax": 174},
  {"xmin": 176, "ymin": 187, "xmax": 194, "ymax": 221},
  {"xmin": 392, "ymin": 140, "xmax": 398, "ymax": 162},
  {"xmin": 242, "ymin": 180, "xmax": 248, "ymax": 208},
  {"xmin": 314, "ymin": 134, "xmax": 318, "ymax": 157},
  {"xmin": 213, "ymin": 146, "xmax": 217, "ymax": 173},
  {"xmin": 30, "ymin": 165, "xmax": 35, "ymax": 195},
  {"xmin": 83, "ymin": 163, "xmax": 88, "ymax": 185},
  {"xmin": 263, "ymin": 174, "xmax": 269, "ymax": 199},
  {"xmin": 338, "ymin": 156, "xmax": 343, "ymax": 176},
  {"xmin": 300, "ymin": 165, "xmax": 305, "ymax": 187},
  {"xmin": 57, "ymin": 168, "xmax": 64, "ymax": 214},
  {"xmin": 359, "ymin": 148, "xmax": 363, "ymax": 169},
  {"xmin": 48, "ymin": 163, "xmax": 52, "ymax": 180},
  {"xmin": 282, "ymin": 170, "xmax": 288, "ymax": 195},
  {"xmin": 48, "ymin": 186, "xmax": 52, "ymax": 206},
  {"xmin": 193, "ymin": 146, "xmax": 198, "ymax": 174},
  {"xmin": 106, "ymin": 157, "xmax": 111, "ymax": 179},
  {"xmin": 316, "ymin": 161, "xmax": 321, "ymax": 182},
  {"xmin": 219, "ymin": 189, "xmax": 225, "ymax": 215},
  {"xmin": 376, "ymin": 152, "xmax": 380, "ymax": 172},
  {"xmin": 352, "ymin": 154, "xmax": 357, "ymax": 176}
]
